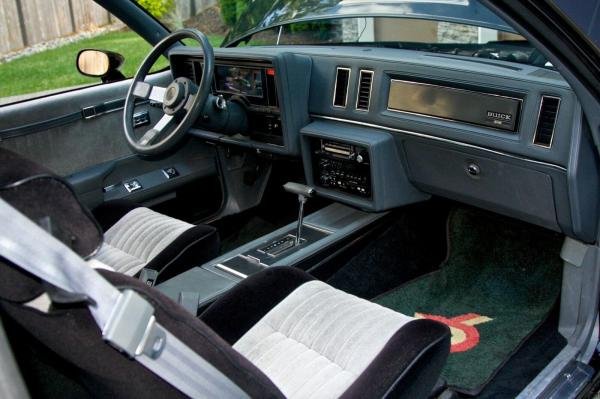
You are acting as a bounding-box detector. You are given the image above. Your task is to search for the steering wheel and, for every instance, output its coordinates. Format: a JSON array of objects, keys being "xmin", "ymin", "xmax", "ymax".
[{"xmin": 123, "ymin": 29, "xmax": 214, "ymax": 156}]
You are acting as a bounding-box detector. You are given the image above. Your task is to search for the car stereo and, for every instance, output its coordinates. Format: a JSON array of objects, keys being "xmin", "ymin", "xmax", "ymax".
[{"xmin": 311, "ymin": 138, "xmax": 372, "ymax": 198}]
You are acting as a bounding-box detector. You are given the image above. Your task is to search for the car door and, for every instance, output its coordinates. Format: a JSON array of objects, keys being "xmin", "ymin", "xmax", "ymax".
[{"xmin": 0, "ymin": 0, "xmax": 221, "ymax": 221}]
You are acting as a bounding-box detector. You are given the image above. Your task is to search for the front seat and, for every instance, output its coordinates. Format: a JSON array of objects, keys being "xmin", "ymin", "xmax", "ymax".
[
  {"xmin": 0, "ymin": 147, "xmax": 219, "ymax": 280},
  {"xmin": 0, "ymin": 146, "xmax": 451, "ymax": 398}
]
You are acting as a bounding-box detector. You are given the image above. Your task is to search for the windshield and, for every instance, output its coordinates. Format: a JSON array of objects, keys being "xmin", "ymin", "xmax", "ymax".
[
  {"xmin": 135, "ymin": 0, "xmax": 546, "ymax": 68},
  {"xmin": 225, "ymin": 0, "xmax": 516, "ymax": 44},
  {"xmin": 239, "ymin": 15, "xmax": 544, "ymax": 67}
]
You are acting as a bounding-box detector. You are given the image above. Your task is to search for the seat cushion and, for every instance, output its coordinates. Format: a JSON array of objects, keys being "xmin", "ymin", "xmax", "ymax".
[
  {"xmin": 0, "ymin": 260, "xmax": 285, "ymax": 399},
  {"xmin": 93, "ymin": 207, "xmax": 219, "ymax": 278},
  {"xmin": 214, "ymin": 267, "xmax": 450, "ymax": 399}
]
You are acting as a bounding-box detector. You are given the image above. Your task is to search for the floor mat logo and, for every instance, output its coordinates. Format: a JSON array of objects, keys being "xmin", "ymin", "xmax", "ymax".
[{"xmin": 415, "ymin": 313, "xmax": 493, "ymax": 353}]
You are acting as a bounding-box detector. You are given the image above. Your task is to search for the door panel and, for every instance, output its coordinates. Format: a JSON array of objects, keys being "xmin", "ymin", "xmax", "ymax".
[
  {"xmin": 0, "ymin": 71, "xmax": 170, "ymax": 176},
  {"xmin": 69, "ymin": 139, "xmax": 218, "ymax": 210},
  {"xmin": 0, "ymin": 70, "xmax": 222, "ymax": 213}
]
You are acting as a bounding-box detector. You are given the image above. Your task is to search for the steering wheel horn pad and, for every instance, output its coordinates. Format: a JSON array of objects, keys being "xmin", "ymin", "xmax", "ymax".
[{"xmin": 163, "ymin": 77, "xmax": 196, "ymax": 115}]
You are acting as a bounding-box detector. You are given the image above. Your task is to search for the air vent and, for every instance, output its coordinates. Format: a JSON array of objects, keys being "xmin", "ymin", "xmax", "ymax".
[
  {"xmin": 181, "ymin": 59, "xmax": 202, "ymax": 84},
  {"xmin": 356, "ymin": 70, "xmax": 374, "ymax": 111},
  {"xmin": 182, "ymin": 59, "xmax": 196, "ymax": 81},
  {"xmin": 333, "ymin": 67, "xmax": 351, "ymax": 108},
  {"xmin": 533, "ymin": 96, "xmax": 560, "ymax": 147}
]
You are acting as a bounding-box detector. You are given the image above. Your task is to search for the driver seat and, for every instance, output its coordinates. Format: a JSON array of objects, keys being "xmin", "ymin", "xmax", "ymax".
[{"xmin": 0, "ymin": 147, "xmax": 219, "ymax": 281}]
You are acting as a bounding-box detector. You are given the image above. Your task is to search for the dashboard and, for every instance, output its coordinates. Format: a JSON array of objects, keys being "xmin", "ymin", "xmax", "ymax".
[{"xmin": 167, "ymin": 45, "xmax": 600, "ymax": 244}]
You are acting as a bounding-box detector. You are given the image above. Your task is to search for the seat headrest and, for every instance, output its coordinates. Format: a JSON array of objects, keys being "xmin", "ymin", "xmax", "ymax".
[{"xmin": 0, "ymin": 148, "xmax": 102, "ymax": 259}]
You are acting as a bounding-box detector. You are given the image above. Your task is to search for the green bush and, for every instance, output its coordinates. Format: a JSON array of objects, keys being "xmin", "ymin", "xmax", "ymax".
[
  {"xmin": 219, "ymin": 0, "xmax": 248, "ymax": 27},
  {"xmin": 137, "ymin": 0, "xmax": 175, "ymax": 19}
]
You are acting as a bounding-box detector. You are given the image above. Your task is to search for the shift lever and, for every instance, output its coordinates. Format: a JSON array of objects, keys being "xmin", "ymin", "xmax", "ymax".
[{"xmin": 283, "ymin": 182, "xmax": 316, "ymax": 246}]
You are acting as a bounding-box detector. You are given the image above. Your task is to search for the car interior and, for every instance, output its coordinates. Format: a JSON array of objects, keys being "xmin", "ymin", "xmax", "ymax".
[{"xmin": 1, "ymin": 0, "xmax": 600, "ymax": 398}]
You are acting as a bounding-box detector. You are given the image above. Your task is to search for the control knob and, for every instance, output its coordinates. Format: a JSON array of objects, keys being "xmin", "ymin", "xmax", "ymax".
[{"xmin": 356, "ymin": 150, "xmax": 368, "ymax": 163}]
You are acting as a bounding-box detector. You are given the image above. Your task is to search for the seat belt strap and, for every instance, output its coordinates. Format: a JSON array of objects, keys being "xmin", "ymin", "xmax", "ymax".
[{"xmin": 0, "ymin": 198, "xmax": 248, "ymax": 399}]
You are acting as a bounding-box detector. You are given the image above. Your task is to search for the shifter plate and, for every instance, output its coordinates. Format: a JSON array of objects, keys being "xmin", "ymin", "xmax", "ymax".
[{"xmin": 258, "ymin": 234, "xmax": 305, "ymax": 257}]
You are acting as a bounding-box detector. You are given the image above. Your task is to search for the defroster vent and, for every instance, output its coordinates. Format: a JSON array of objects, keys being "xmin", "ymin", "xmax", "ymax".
[{"xmin": 534, "ymin": 96, "xmax": 560, "ymax": 147}]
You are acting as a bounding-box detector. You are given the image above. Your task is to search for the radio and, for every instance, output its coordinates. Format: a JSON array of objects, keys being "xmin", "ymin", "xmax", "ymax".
[{"xmin": 312, "ymin": 139, "xmax": 372, "ymax": 197}]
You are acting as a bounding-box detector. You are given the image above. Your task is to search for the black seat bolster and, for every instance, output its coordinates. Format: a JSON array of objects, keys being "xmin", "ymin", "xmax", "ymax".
[
  {"xmin": 340, "ymin": 319, "xmax": 451, "ymax": 399},
  {"xmin": 200, "ymin": 266, "xmax": 315, "ymax": 344},
  {"xmin": 145, "ymin": 224, "xmax": 220, "ymax": 282}
]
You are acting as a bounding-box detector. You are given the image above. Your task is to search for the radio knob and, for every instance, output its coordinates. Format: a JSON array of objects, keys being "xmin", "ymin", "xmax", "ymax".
[{"xmin": 356, "ymin": 151, "xmax": 368, "ymax": 163}]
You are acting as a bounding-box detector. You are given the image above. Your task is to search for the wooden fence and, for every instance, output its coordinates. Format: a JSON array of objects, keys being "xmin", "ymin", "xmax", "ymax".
[{"xmin": 0, "ymin": 0, "xmax": 216, "ymax": 55}]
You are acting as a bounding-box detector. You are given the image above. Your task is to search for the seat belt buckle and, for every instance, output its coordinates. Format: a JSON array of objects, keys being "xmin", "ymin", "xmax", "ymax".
[
  {"xmin": 139, "ymin": 268, "xmax": 159, "ymax": 287},
  {"xmin": 102, "ymin": 289, "xmax": 166, "ymax": 359},
  {"xmin": 178, "ymin": 291, "xmax": 201, "ymax": 316}
]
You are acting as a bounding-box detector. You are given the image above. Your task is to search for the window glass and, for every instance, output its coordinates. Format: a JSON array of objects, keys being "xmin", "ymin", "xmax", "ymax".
[
  {"xmin": 0, "ymin": 0, "xmax": 167, "ymax": 105},
  {"xmin": 135, "ymin": 0, "xmax": 227, "ymax": 48}
]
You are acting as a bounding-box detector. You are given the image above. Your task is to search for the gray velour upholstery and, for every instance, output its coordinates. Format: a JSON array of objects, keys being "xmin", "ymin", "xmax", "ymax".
[{"xmin": 94, "ymin": 207, "xmax": 194, "ymax": 276}]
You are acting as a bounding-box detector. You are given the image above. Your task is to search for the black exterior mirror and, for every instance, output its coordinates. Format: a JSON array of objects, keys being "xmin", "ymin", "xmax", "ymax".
[{"xmin": 76, "ymin": 49, "xmax": 125, "ymax": 83}]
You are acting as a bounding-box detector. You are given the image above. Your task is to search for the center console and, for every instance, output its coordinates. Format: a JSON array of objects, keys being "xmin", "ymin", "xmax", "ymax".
[{"xmin": 156, "ymin": 203, "xmax": 385, "ymax": 311}]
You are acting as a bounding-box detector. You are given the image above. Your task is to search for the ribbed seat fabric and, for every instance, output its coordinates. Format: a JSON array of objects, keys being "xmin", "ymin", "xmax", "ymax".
[
  {"xmin": 94, "ymin": 207, "xmax": 193, "ymax": 276},
  {"xmin": 234, "ymin": 280, "xmax": 414, "ymax": 399}
]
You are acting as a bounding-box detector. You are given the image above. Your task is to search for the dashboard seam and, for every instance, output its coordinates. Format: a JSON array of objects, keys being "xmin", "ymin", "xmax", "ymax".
[{"xmin": 311, "ymin": 114, "xmax": 567, "ymax": 172}]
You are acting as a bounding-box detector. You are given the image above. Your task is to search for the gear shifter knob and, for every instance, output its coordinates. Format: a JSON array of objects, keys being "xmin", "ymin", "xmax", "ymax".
[
  {"xmin": 283, "ymin": 182, "xmax": 315, "ymax": 246},
  {"xmin": 283, "ymin": 182, "xmax": 315, "ymax": 198}
]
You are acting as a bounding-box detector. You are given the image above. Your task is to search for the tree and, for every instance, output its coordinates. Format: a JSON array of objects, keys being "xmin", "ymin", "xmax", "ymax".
[
  {"xmin": 219, "ymin": 0, "xmax": 248, "ymax": 27},
  {"xmin": 137, "ymin": 0, "xmax": 175, "ymax": 19}
]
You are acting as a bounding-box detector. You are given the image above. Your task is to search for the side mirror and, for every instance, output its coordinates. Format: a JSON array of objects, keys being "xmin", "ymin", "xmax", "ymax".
[{"xmin": 76, "ymin": 49, "xmax": 125, "ymax": 83}]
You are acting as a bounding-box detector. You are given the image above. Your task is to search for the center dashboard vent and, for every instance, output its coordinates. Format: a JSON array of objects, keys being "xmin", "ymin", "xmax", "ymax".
[
  {"xmin": 356, "ymin": 70, "xmax": 374, "ymax": 111},
  {"xmin": 533, "ymin": 96, "xmax": 561, "ymax": 147},
  {"xmin": 333, "ymin": 67, "xmax": 351, "ymax": 108}
]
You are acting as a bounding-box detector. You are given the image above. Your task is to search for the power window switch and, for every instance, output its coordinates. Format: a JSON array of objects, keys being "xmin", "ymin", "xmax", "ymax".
[
  {"xmin": 162, "ymin": 167, "xmax": 179, "ymax": 179},
  {"xmin": 124, "ymin": 179, "xmax": 142, "ymax": 193}
]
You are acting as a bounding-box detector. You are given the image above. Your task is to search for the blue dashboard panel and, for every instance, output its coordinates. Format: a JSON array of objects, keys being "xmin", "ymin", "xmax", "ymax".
[{"xmin": 177, "ymin": 45, "xmax": 598, "ymax": 242}]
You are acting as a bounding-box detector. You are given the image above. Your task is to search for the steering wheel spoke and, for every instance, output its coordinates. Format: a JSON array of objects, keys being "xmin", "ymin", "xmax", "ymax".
[
  {"xmin": 132, "ymin": 81, "xmax": 166, "ymax": 103},
  {"xmin": 137, "ymin": 114, "xmax": 175, "ymax": 146}
]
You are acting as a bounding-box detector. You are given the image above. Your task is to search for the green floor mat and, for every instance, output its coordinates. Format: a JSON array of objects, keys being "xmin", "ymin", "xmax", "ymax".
[{"xmin": 374, "ymin": 208, "xmax": 564, "ymax": 395}]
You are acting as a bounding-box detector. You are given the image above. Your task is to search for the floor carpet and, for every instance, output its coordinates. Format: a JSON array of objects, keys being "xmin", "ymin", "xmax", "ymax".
[
  {"xmin": 327, "ymin": 201, "xmax": 449, "ymax": 299},
  {"xmin": 374, "ymin": 207, "xmax": 564, "ymax": 395}
]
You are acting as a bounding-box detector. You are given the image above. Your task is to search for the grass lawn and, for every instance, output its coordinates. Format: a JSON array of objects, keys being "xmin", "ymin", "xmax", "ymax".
[{"xmin": 0, "ymin": 30, "xmax": 223, "ymax": 99}]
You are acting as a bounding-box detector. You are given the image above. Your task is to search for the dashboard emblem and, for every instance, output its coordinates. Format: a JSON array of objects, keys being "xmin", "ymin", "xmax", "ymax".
[{"xmin": 487, "ymin": 111, "xmax": 512, "ymax": 123}]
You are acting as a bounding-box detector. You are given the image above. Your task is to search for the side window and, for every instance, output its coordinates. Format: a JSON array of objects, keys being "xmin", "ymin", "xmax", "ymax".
[{"xmin": 0, "ymin": 0, "xmax": 165, "ymax": 105}]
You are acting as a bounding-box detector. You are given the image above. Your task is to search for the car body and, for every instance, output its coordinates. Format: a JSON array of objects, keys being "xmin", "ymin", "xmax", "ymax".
[{"xmin": 1, "ymin": 0, "xmax": 600, "ymax": 398}]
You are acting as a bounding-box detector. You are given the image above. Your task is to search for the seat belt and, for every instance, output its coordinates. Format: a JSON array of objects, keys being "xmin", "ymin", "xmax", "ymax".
[{"xmin": 0, "ymin": 198, "xmax": 248, "ymax": 399}]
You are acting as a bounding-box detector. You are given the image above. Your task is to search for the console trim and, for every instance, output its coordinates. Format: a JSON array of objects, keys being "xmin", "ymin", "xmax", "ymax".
[
  {"xmin": 311, "ymin": 114, "xmax": 566, "ymax": 172},
  {"xmin": 214, "ymin": 263, "xmax": 250, "ymax": 279}
]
